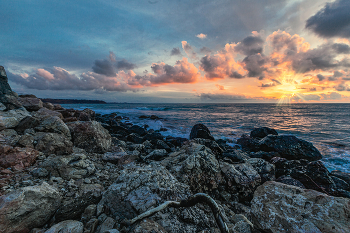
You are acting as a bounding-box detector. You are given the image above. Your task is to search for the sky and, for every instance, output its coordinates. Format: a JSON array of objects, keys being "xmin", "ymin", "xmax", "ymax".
[{"xmin": 1, "ymin": 0, "xmax": 350, "ymax": 103}]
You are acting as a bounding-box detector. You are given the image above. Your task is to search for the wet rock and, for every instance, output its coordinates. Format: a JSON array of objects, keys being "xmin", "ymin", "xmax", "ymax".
[
  {"xmin": 275, "ymin": 175, "xmax": 305, "ymax": 189},
  {"xmin": 18, "ymin": 97, "xmax": 43, "ymax": 111},
  {"xmin": 142, "ymin": 132, "xmax": 163, "ymax": 143},
  {"xmin": 249, "ymin": 151, "xmax": 280, "ymax": 161},
  {"xmin": 251, "ymin": 181, "xmax": 350, "ymax": 233},
  {"xmin": 220, "ymin": 161, "xmax": 261, "ymax": 203},
  {"xmin": 35, "ymin": 116, "xmax": 71, "ymax": 138},
  {"xmin": 0, "ymin": 182, "xmax": 61, "ymax": 233},
  {"xmin": 32, "ymin": 107, "xmax": 63, "ymax": 120},
  {"xmin": 221, "ymin": 149, "xmax": 249, "ymax": 163},
  {"xmin": 331, "ymin": 170, "xmax": 350, "ymax": 184},
  {"xmin": 129, "ymin": 219, "xmax": 167, "ymax": 233},
  {"xmin": 129, "ymin": 125, "xmax": 147, "ymax": 136},
  {"xmin": 15, "ymin": 116, "xmax": 41, "ymax": 134},
  {"xmin": 189, "ymin": 124, "xmax": 214, "ymax": 141},
  {"xmin": 191, "ymin": 138, "xmax": 223, "ymax": 156},
  {"xmin": 35, "ymin": 133, "xmax": 73, "ymax": 155},
  {"xmin": 126, "ymin": 133, "xmax": 144, "ymax": 144},
  {"xmin": 67, "ymin": 121, "xmax": 111, "ymax": 153},
  {"xmin": 258, "ymin": 135, "xmax": 322, "ymax": 161},
  {"xmin": 161, "ymin": 142, "xmax": 224, "ymax": 193},
  {"xmin": 156, "ymin": 139, "xmax": 172, "ymax": 152},
  {"xmin": 331, "ymin": 176, "xmax": 350, "ymax": 191},
  {"xmin": 236, "ymin": 135, "xmax": 260, "ymax": 152},
  {"xmin": 250, "ymin": 127, "xmax": 278, "ymax": 138},
  {"xmin": 247, "ymin": 158, "xmax": 275, "ymax": 183},
  {"xmin": 45, "ymin": 220, "xmax": 83, "ymax": 233},
  {"xmin": 0, "ymin": 145, "xmax": 39, "ymax": 171},
  {"xmin": 143, "ymin": 149, "xmax": 168, "ymax": 161},
  {"xmin": 0, "ymin": 107, "xmax": 30, "ymax": 130}
]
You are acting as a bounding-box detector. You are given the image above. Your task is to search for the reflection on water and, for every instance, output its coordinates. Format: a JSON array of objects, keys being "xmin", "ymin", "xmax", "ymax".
[{"xmin": 63, "ymin": 103, "xmax": 350, "ymax": 172}]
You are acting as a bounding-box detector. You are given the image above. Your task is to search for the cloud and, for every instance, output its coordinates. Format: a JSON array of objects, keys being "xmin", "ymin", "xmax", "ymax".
[
  {"xmin": 116, "ymin": 59, "xmax": 136, "ymax": 70},
  {"xmin": 196, "ymin": 33, "xmax": 207, "ymax": 39},
  {"xmin": 332, "ymin": 43, "xmax": 350, "ymax": 54},
  {"xmin": 181, "ymin": 41, "xmax": 197, "ymax": 59},
  {"xmin": 293, "ymin": 93, "xmax": 321, "ymax": 101},
  {"xmin": 196, "ymin": 93, "xmax": 255, "ymax": 101},
  {"xmin": 234, "ymin": 34, "xmax": 264, "ymax": 56},
  {"xmin": 200, "ymin": 47, "xmax": 212, "ymax": 54},
  {"xmin": 334, "ymin": 83, "xmax": 350, "ymax": 91},
  {"xmin": 317, "ymin": 74, "xmax": 325, "ymax": 81},
  {"xmin": 170, "ymin": 47, "xmax": 181, "ymax": 56},
  {"xmin": 320, "ymin": 92, "xmax": 342, "ymax": 100},
  {"xmin": 215, "ymin": 84, "xmax": 225, "ymax": 90},
  {"xmin": 92, "ymin": 59, "xmax": 116, "ymax": 77},
  {"xmin": 305, "ymin": 0, "xmax": 350, "ymax": 38}
]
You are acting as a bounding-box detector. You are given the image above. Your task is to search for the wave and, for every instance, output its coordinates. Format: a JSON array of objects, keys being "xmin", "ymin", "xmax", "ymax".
[{"xmin": 135, "ymin": 107, "xmax": 172, "ymax": 111}]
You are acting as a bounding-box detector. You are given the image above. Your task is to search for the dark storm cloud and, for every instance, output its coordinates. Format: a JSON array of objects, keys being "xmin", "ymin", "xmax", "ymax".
[
  {"xmin": 116, "ymin": 59, "xmax": 137, "ymax": 70},
  {"xmin": 234, "ymin": 35, "xmax": 264, "ymax": 56},
  {"xmin": 242, "ymin": 54, "xmax": 267, "ymax": 77},
  {"xmin": 170, "ymin": 48, "xmax": 181, "ymax": 56},
  {"xmin": 317, "ymin": 74, "xmax": 325, "ymax": 81},
  {"xmin": 92, "ymin": 59, "xmax": 116, "ymax": 77},
  {"xmin": 305, "ymin": 0, "xmax": 350, "ymax": 38},
  {"xmin": 229, "ymin": 72, "xmax": 244, "ymax": 79},
  {"xmin": 334, "ymin": 84, "xmax": 350, "ymax": 91},
  {"xmin": 332, "ymin": 43, "xmax": 350, "ymax": 54}
]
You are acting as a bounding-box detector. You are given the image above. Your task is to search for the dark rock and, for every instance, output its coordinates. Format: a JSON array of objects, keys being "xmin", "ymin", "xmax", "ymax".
[
  {"xmin": 63, "ymin": 117, "xmax": 78, "ymax": 123},
  {"xmin": 0, "ymin": 108, "xmax": 31, "ymax": 130},
  {"xmin": 0, "ymin": 145, "xmax": 38, "ymax": 171},
  {"xmin": 44, "ymin": 220, "xmax": 83, "ymax": 233},
  {"xmin": 82, "ymin": 108, "xmax": 96, "ymax": 121},
  {"xmin": 102, "ymin": 150, "xmax": 128, "ymax": 164},
  {"xmin": 16, "ymin": 134, "xmax": 34, "ymax": 148},
  {"xmin": 35, "ymin": 133, "xmax": 73, "ymax": 155},
  {"xmin": 189, "ymin": 124, "xmax": 214, "ymax": 140},
  {"xmin": 138, "ymin": 115, "xmax": 149, "ymax": 119},
  {"xmin": 156, "ymin": 139, "xmax": 171, "ymax": 152},
  {"xmin": 32, "ymin": 107, "xmax": 63, "ymax": 120},
  {"xmin": 331, "ymin": 170, "xmax": 350, "ymax": 184},
  {"xmin": 143, "ymin": 149, "xmax": 168, "ymax": 161},
  {"xmin": 0, "ymin": 66, "xmax": 22, "ymax": 110},
  {"xmin": 275, "ymin": 175, "xmax": 305, "ymax": 189},
  {"xmin": 150, "ymin": 115, "xmax": 160, "ymax": 120},
  {"xmin": 15, "ymin": 116, "xmax": 41, "ymax": 134},
  {"xmin": 53, "ymin": 104, "xmax": 65, "ymax": 110},
  {"xmin": 247, "ymin": 158, "xmax": 275, "ymax": 183},
  {"xmin": 191, "ymin": 138, "xmax": 223, "ymax": 156},
  {"xmin": 258, "ymin": 135, "xmax": 322, "ymax": 161},
  {"xmin": 250, "ymin": 127, "xmax": 278, "ymax": 138},
  {"xmin": 18, "ymin": 97, "xmax": 43, "ymax": 111},
  {"xmin": 129, "ymin": 125, "xmax": 147, "ymax": 136},
  {"xmin": 19, "ymin": 94, "xmax": 37, "ymax": 98},
  {"xmin": 42, "ymin": 102, "xmax": 55, "ymax": 110},
  {"xmin": 249, "ymin": 151, "xmax": 280, "ymax": 161},
  {"xmin": 236, "ymin": 134, "xmax": 260, "ymax": 152},
  {"xmin": 129, "ymin": 219, "xmax": 167, "ymax": 233},
  {"xmin": 142, "ymin": 132, "xmax": 163, "ymax": 143},
  {"xmin": 331, "ymin": 176, "xmax": 350, "ymax": 191},
  {"xmin": 126, "ymin": 133, "xmax": 144, "ymax": 144},
  {"xmin": 165, "ymin": 136, "xmax": 188, "ymax": 148},
  {"xmin": 31, "ymin": 168, "xmax": 49, "ymax": 178},
  {"xmin": 35, "ymin": 116, "xmax": 71, "ymax": 138},
  {"xmin": 67, "ymin": 121, "xmax": 112, "ymax": 153},
  {"xmin": 222, "ymin": 149, "xmax": 249, "ymax": 163},
  {"xmin": 159, "ymin": 127, "xmax": 168, "ymax": 132}
]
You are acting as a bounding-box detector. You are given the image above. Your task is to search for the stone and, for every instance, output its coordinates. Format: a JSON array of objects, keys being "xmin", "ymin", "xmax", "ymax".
[
  {"xmin": 251, "ymin": 181, "xmax": 350, "ymax": 233},
  {"xmin": 31, "ymin": 168, "xmax": 49, "ymax": 178},
  {"xmin": 35, "ymin": 116, "xmax": 71, "ymax": 138},
  {"xmin": 0, "ymin": 107, "xmax": 30, "ymax": 130},
  {"xmin": 126, "ymin": 133, "xmax": 144, "ymax": 144},
  {"xmin": 35, "ymin": 133, "xmax": 73, "ymax": 155},
  {"xmin": 143, "ymin": 149, "xmax": 168, "ymax": 161},
  {"xmin": 45, "ymin": 220, "xmax": 83, "ymax": 233},
  {"xmin": 250, "ymin": 127, "xmax": 278, "ymax": 138},
  {"xmin": 129, "ymin": 219, "xmax": 167, "ymax": 233},
  {"xmin": 331, "ymin": 170, "xmax": 350, "ymax": 184},
  {"xmin": 189, "ymin": 124, "xmax": 214, "ymax": 140},
  {"xmin": 18, "ymin": 97, "xmax": 43, "ymax": 111},
  {"xmin": 32, "ymin": 107, "xmax": 63, "ymax": 120},
  {"xmin": 331, "ymin": 176, "xmax": 350, "ymax": 191},
  {"xmin": 16, "ymin": 134, "xmax": 34, "ymax": 148},
  {"xmin": 0, "ymin": 145, "xmax": 39, "ymax": 170},
  {"xmin": 82, "ymin": 108, "xmax": 95, "ymax": 121},
  {"xmin": 275, "ymin": 175, "xmax": 305, "ymax": 189},
  {"xmin": 129, "ymin": 125, "xmax": 147, "ymax": 136},
  {"xmin": 258, "ymin": 135, "xmax": 322, "ymax": 161},
  {"xmin": 221, "ymin": 149, "xmax": 249, "ymax": 163},
  {"xmin": 97, "ymin": 217, "xmax": 116, "ymax": 233},
  {"xmin": 191, "ymin": 138, "xmax": 223, "ymax": 156},
  {"xmin": 220, "ymin": 162, "xmax": 261, "ymax": 203},
  {"xmin": 81, "ymin": 204, "xmax": 97, "ymax": 223},
  {"xmin": 102, "ymin": 150, "xmax": 128, "ymax": 164},
  {"xmin": 15, "ymin": 116, "xmax": 41, "ymax": 134},
  {"xmin": 0, "ymin": 182, "xmax": 62, "ymax": 233},
  {"xmin": 0, "ymin": 66, "xmax": 22, "ymax": 110},
  {"xmin": 156, "ymin": 139, "xmax": 172, "ymax": 152},
  {"xmin": 43, "ymin": 102, "xmax": 55, "ymax": 110},
  {"xmin": 67, "ymin": 121, "xmax": 111, "ymax": 153},
  {"xmin": 161, "ymin": 142, "xmax": 224, "ymax": 193},
  {"xmin": 247, "ymin": 158, "xmax": 275, "ymax": 183}
]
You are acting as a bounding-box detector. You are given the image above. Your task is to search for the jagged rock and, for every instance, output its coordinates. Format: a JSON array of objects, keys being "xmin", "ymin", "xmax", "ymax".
[
  {"xmin": 43, "ymin": 102, "xmax": 55, "ymax": 110},
  {"xmin": 98, "ymin": 163, "xmax": 217, "ymax": 232},
  {"xmin": 16, "ymin": 134, "xmax": 34, "ymax": 148},
  {"xmin": 0, "ymin": 129, "xmax": 20, "ymax": 146},
  {"xmin": 251, "ymin": 181, "xmax": 350, "ymax": 233},
  {"xmin": 250, "ymin": 127, "xmax": 278, "ymax": 138},
  {"xmin": 45, "ymin": 220, "xmax": 83, "ymax": 233},
  {"xmin": 222, "ymin": 149, "xmax": 249, "ymax": 163},
  {"xmin": 156, "ymin": 139, "xmax": 172, "ymax": 152},
  {"xmin": 331, "ymin": 176, "xmax": 350, "ymax": 191},
  {"xmin": 236, "ymin": 135, "xmax": 260, "ymax": 152},
  {"xmin": 220, "ymin": 161, "xmax": 261, "ymax": 203},
  {"xmin": 0, "ymin": 182, "xmax": 61, "ymax": 233},
  {"xmin": 42, "ymin": 152, "xmax": 95, "ymax": 180},
  {"xmin": 0, "ymin": 107, "xmax": 30, "ymax": 130},
  {"xmin": 191, "ymin": 138, "xmax": 223, "ymax": 156},
  {"xmin": 102, "ymin": 149, "xmax": 128, "ymax": 164},
  {"xmin": 18, "ymin": 97, "xmax": 43, "ymax": 111},
  {"xmin": 249, "ymin": 151, "xmax": 280, "ymax": 161},
  {"xmin": 189, "ymin": 124, "xmax": 214, "ymax": 140},
  {"xmin": 129, "ymin": 125, "xmax": 147, "ymax": 136},
  {"xmin": 35, "ymin": 133, "xmax": 73, "ymax": 155},
  {"xmin": 275, "ymin": 175, "xmax": 305, "ymax": 189},
  {"xmin": 0, "ymin": 66, "xmax": 22, "ymax": 110},
  {"xmin": 81, "ymin": 204, "xmax": 97, "ymax": 224},
  {"xmin": 0, "ymin": 103, "xmax": 5, "ymax": 111},
  {"xmin": 127, "ymin": 133, "xmax": 144, "ymax": 144},
  {"xmin": 258, "ymin": 135, "xmax": 322, "ymax": 161},
  {"xmin": 15, "ymin": 116, "xmax": 41, "ymax": 134},
  {"xmin": 161, "ymin": 142, "xmax": 224, "ymax": 193},
  {"xmin": 143, "ymin": 149, "xmax": 168, "ymax": 161},
  {"xmin": 142, "ymin": 132, "xmax": 163, "ymax": 143},
  {"xmin": 129, "ymin": 219, "xmax": 167, "ymax": 233},
  {"xmin": 67, "ymin": 121, "xmax": 111, "ymax": 153},
  {"xmin": 32, "ymin": 107, "xmax": 63, "ymax": 120},
  {"xmin": 96, "ymin": 217, "xmax": 116, "ymax": 233},
  {"xmin": 247, "ymin": 158, "xmax": 275, "ymax": 183},
  {"xmin": 35, "ymin": 116, "xmax": 71, "ymax": 138},
  {"xmin": 31, "ymin": 168, "xmax": 49, "ymax": 178},
  {"xmin": 331, "ymin": 170, "xmax": 350, "ymax": 184},
  {"xmin": 0, "ymin": 145, "xmax": 39, "ymax": 171},
  {"xmin": 82, "ymin": 108, "xmax": 95, "ymax": 121}
]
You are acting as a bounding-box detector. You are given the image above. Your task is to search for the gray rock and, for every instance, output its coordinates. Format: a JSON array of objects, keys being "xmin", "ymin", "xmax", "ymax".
[
  {"xmin": 250, "ymin": 127, "xmax": 278, "ymax": 138},
  {"xmin": 43, "ymin": 102, "xmax": 55, "ymax": 110},
  {"xmin": 97, "ymin": 217, "xmax": 116, "ymax": 233},
  {"xmin": 67, "ymin": 121, "xmax": 111, "ymax": 153},
  {"xmin": 35, "ymin": 116, "xmax": 71, "ymax": 138},
  {"xmin": 16, "ymin": 134, "xmax": 34, "ymax": 148},
  {"xmin": 143, "ymin": 149, "xmax": 168, "ymax": 161},
  {"xmin": 0, "ymin": 107, "xmax": 30, "ymax": 130},
  {"xmin": 189, "ymin": 124, "xmax": 214, "ymax": 140},
  {"xmin": 0, "ymin": 182, "xmax": 62, "ymax": 233},
  {"xmin": 0, "ymin": 66, "xmax": 22, "ymax": 110},
  {"xmin": 251, "ymin": 181, "xmax": 350, "ymax": 233},
  {"xmin": 18, "ymin": 97, "xmax": 43, "ymax": 111},
  {"xmin": 45, "ymin": 220, "xmax": 83, "ymax": 233},
  {"xmin": 35, "ymin": 133, "xmax": 73, "ymax": 155},
  {"xmin": 15, "ymin": 116, "xmax": 41, "ymax": 134},
  {"xmin": 31, "ymin": 168, "xmax": 49, "ymax": 178},
  {"xmin": 129, "ymin": 219, "xmax": 167, "ymax": 233},
  {"xmin": 32, "ymin": 107, "xmax": 63, "ymax": 120},
  {"xmin": 247, "ymin": 158, "xmax": 275, "ymax": 183}
]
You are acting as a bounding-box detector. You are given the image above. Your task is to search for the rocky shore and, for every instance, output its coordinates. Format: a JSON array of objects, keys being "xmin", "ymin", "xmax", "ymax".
[{"xmin": 1, "ymin": 65, "xmax": 349, "ymax": 233}]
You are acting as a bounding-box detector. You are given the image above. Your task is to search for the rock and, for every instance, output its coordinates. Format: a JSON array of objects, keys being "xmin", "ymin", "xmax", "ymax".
[
  {"xmin": 0, "ymin": 182, "xmax": 62, "ymax": 233},
  {"xmin": 143, "ymin": 149, "xmax": 168, "ymax": 161},
  {"xmin": 55, "ymin": 184, "xmax": 103, "ymax": 222},
  {"xmin": 15, "ymin": 116, "xmax": 41, "ymax": 134},
  {"xmin": 247, "ymin": 158, "xmax": 275, "ymax": 183},
  {"xmin": 189, "ymin": 124, "xmax": 214, "ymax": 140},
  {"xmin": 0, "ymin": 107, "xmax": 30, "ymax": 130},
  {"xmin": 67, "ymin": 121, "xmax": 111, "ymax": 153},
  {"xmin": 126, "ymin": 133, "xmax": 144, "ymax": 144},
  {"xmin": 81, "ymin": 204, "xmax": 97, "ymax": 224},
  {"xmin": 161, "ymin": 142, "xmax": 224, "ymax": 193},
  {"xmin": 102, "ymin": 150, "xmax": 128, "ymax": 164},
  {"xmin": 250, "ymin": 127, "xmax": 278, "ymax": 138},
  {"xmin": 16, "ymin": 134, "xmax": 34, "ymax": 147},
  {"xmin": 331, "ymin": 176, "xmax": 350, "ymax": 191},
  {"xmin": 129, "ymin": 219, "xmax": 167, "ymax": 233},
  {"xmin": 63, "ymin": 117, "xmax": 78, "ymax": 123},
  {"xmin": 82, "ymin": 108, "xmax": 95, "ymax": 121},
  {"xmin": 331, "ymin": 170, "xmax": 350, "ymax": 184},
  {"xmin": 98, "ymin": 163, "xmax": 216, "ymax": 232},
  {"xmin": 191, "ymin": 138, "xmax": 223, "ymax": 156},
  {"xmin": 142, "ymin": 132, "xmax": 163, "ymax": 143},
  {"xmin": 0, "ymin": 145, "xmax": 39, "ymax": 170},
  {"xmin": 0, "ymin": 103, "xmax": 5, "ymax": 111},
  {"xmin": 43, "ymin": 102, "xmax": 55, "ymax": 110},
  {"xmin": 96, "ymin": 217, "xmax": 116, "ymax": 233},
  {"xmin": 275, "ymin": 175, "xmax": 305, "ymax": 189},
  {"xmin": 222, "ymin": 149, "xmax": 249, "ymax": 163},
  {"xmin": 53, "ymin": 104, "xmax": 64, "ymax": 110},
  {"xmin": 258, "ymin": 135, "xmax": 322, "ymax": 161},
  {"xmin": 31, "ymin": 168, "xmax": 49, "ymax": 178},
  {"xmin": 18, "ymin": 97, "xmax": 43, "ymax": 111},
  {"xmin": 251, "ymin": 181, "xmax": 350, "ymax": 233},
  {"xmin": 236, "ymin": 135, "xmax": 260, "ymax": 152},
  {"xmin": 156, "ymin": 139, "xmax": 172, "ymax": 152},
  {"xmin": 249, "ymin": 151, "xmax": 280, "ymax": 161},
  {"xmin": 0, "ymin": 66, "xmax": 22, "ymax": 110},
  {"xmin": 45, "ymin": 220, "xmax": 83, "ymax": 233},
  {"xmin": 35, "ymin": 116, "xmax": 71, "ymax": 138},
  {"xmin": 129, "ymin": 125, "xmax": 147, "ymax": 136},
  {"xmin": 220, "ymin": 162, "xmax": 261, "ymax": 203},
  {"xmin": 35, "ymin": 133, "xmax": 73, "ymax": 155},
  {"xmin": 32, "ymin": 107, "xmax": 63, "ymax": 120}
]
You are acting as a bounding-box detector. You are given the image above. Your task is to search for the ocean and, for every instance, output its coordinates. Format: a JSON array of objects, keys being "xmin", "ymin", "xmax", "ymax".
[{"xmin": 62, "ymin": 103, "xmax": 350, "ymax": 173}]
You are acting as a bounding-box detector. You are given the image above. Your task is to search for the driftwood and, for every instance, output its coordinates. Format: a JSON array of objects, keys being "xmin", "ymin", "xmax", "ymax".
[{"xmin": 122, "ymin": 193, "xmax": 237, "ymax": 233}]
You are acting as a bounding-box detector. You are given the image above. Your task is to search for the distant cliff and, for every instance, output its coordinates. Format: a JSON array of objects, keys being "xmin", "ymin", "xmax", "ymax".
[{"xmin": 40, "ymin": 98, "xmax": 107, "ymax": 104}]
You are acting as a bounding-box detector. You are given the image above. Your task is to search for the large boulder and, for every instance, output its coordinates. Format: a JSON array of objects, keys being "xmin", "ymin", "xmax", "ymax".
[
  {"xmin": 250, "ymin": 127, "xmax": 278, "ymax": 138},
  {"xmin": 251, "ymin": 181, "xmax": 350, "ymax": 233},
  {"xmin": 32, "ymin": 107, "xmax": 63, "ymax": 120},
  {"xmin": 35, "ymin": 133, "xmax": 73, "ymax": 155},
  {"xmin": 0, "ymin": 107, "xmax": 30, "ymax": 130},
  {"xmin": 35, "ymin": 116, "xmax": 71, "ymax": 138},
  {"xmin": 0, "ymin": 66, "xmax": 22, "ymax": 110},
  {"xmin": 15, "ymin": 116, "xmax": 41, "ymax": 134},
  {"xmin": 0, "ymin": 182, "xmax": 62, "ymax": 233},
  {"xmin": 0, "ymin": 145, "xmax": 39, "ymax": 171},
  {"xmin": 189, "ymin": 124, "xmax": 214, "ymax": 140},
  {"xmin": 97, "ymin": 163, "xmax": 217, "ymax": 232},
  {"xmin": 18, "ymin": 97, "xmax": 43, "ymax": 111},
  {"xmin": 67, "ymin": 121, "xmax": 111, "ymax": 153},
  {"xmin": 258, "ymin": 135, "xmax": 322, "ymax": 161}
]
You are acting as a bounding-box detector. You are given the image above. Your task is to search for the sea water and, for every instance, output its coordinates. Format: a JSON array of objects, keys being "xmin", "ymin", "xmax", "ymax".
[{"xmin": 62, "ymin": 103, "xmax": 350, "ymax": 173}]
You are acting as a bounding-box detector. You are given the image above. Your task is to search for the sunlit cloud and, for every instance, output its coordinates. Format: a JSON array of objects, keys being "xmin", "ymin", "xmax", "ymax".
[{"xmin": 196, "ymin": 33, "xmax": 207, "ymax": 39}]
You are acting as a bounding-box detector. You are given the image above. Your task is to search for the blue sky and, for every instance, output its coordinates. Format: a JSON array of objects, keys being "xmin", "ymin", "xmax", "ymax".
[{"xmin": 2, "ymin": 0, "xmax": 350, "ymax": 102}]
